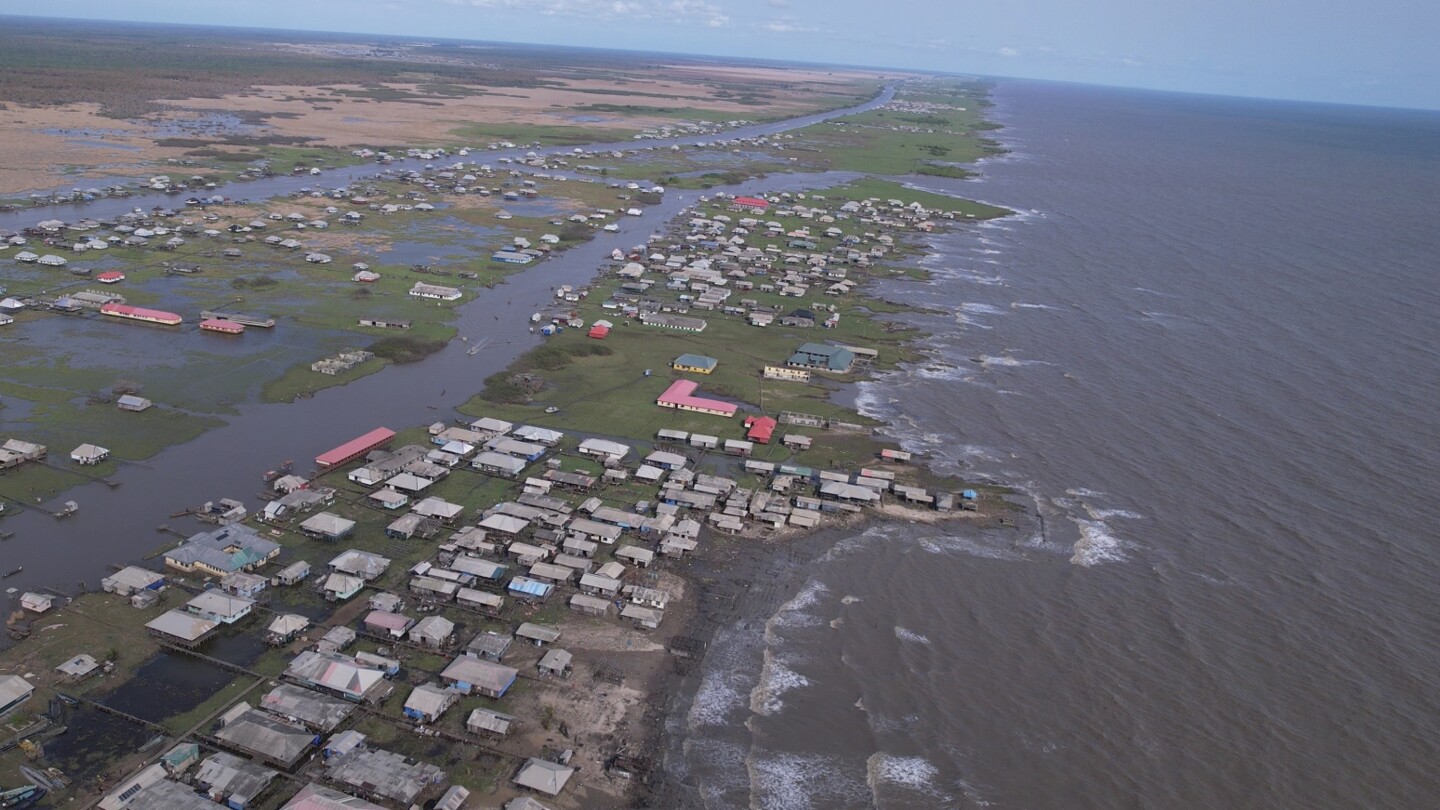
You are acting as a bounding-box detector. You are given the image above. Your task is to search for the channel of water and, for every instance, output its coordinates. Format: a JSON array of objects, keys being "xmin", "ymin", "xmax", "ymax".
[{"xmin": 0, "ymin": 85, "xmax": 897, "ymax": 595}]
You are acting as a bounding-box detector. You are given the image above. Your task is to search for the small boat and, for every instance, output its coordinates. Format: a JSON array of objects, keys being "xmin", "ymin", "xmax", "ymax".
[
  {"xmin": 0, "ymin": 783, "xmax": 46, "ymax": 810},
  {"xmin": 544, "ymin": 406, "xmax": 560, "ymax": 414},
  {"xmin": 18, "ymin": 769, "xmax": 52, "ymax": 792},
  {"xmin": 467, "ymin": 346, "xmax": 479, "ymax": 356},
  {"xmin": 2, "ymin": 567, "xmax": 21, "ymax": 578}
]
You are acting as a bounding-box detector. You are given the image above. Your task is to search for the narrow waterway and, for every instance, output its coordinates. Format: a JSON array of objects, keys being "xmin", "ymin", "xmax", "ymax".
[
  {"xmin": 0, "ymin": 85, "xmax": 895, "ymax": 228},
  {"xmin": 2, "ymin": 179, "xmax": 886, "ymax": 595}
]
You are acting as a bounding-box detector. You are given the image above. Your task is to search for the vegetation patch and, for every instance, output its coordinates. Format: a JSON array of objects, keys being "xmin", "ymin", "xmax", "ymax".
[{"xmin": 369, "ymin": 335, "xmax": 448, "ymax": 364}]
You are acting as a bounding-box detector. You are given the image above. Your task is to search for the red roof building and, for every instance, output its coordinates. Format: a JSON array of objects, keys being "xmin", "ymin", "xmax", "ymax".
[
  {"xmin": 587, "ymin": 325, "xmax": 610, "ymax": 339},
  {"xmin": 96, "ymin": 271, "xmax": 126, "ymax": 284},
  {"xmin": 744, "ymin": 415, "xmax": 778, "ymax": 444},
  {"xmin": 100, "ymin": 303, "xmax": 182, "ymax": 325},
  {"xmin": 731, "ymin": 196, "xmax": 770, "ymax": 212},
  {"xmin": 200, "ymin": 318, "xmax": 245, "ymax": 334},
  {"xmin": 656, "ymin": 380, "xmax": 737, "ymax": 418},
  {"xmin": 316, "ymin": 427, "xmax": 396, "ymax": 468}
]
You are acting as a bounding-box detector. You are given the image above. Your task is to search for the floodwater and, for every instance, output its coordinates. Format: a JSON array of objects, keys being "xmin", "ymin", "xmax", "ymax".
[{"xmin": 664, "ymin": 81, "xmax": 1440, "ymax": 808}]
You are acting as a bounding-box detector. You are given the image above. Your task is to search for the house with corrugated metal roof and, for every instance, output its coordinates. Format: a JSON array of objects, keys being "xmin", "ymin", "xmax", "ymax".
[
  {"xmin": 467, "ymin": 707, "xmax": 515, "ymax": 737},
  {"xmin": 440, "ymin": 656, "xmax": 518, "ymax": 698},
  {"xmin": 403, "ymin": 683, "xmax": 457, "ymax": 722},
  {"xmin": 214, "ymin": 708, "xmax": 318, "ymax": 770},
  {"xmin": 165, "ymin": 525, "xmax": 280, "ymax": 576},
  {"xmin": 194, "ymin": 752, "xmax": 278, "ymax": 808}
]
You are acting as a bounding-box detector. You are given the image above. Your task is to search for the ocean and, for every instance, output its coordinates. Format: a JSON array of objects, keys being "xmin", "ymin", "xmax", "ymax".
[{"xmin": 665, "ymin": 81, "xmax": 1440, "ymax": 807}]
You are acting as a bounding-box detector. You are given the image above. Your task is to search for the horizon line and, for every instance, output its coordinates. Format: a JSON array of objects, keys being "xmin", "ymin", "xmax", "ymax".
[{"xmin": 4, "ymin": 12, "xmax": 1439, "ymax": 114}]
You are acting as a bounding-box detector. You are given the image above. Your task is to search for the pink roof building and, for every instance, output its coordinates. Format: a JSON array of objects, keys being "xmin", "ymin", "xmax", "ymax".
[
  {"xmin": 100, "ymin": 302, "xmax": 182, "ymax": 325},
  {"xmin": 316, "ymin": 427, "xmax": 396, "ymax": 468},
  {"xmin": 656, "ymin": 379, "xmax": 737, "ymax": 418}
]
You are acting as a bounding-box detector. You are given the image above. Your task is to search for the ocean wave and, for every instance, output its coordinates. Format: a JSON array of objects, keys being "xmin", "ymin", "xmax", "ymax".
[
  {"xmin": 894, "ymin": 626, "xmax": 931, "ymax": 644},
  {"xmin": 750, "ymin": 651, "xmax": 812, "ymax": 716},
  {"xmin": 852, "ymin": 383, "xmax": 887, "ymax": 420},
  {"xmin": 841, "ymin": 594, "xmax": 862, "ymax": 604},
  {"xmin": 689, "ymin": 669, "xmax": 747, "ymax": 729},
  {"xmin": 954, "ymin": 313, "xmax": 997, "ymax": 331},
  {"xmin": 688, "ymin": 626, "xmax": 760, "ymax": 729},
  {"xmin": 1091, "ymin": 507, "xmax": 1143, "ymax": 520},
  {"xmin": 685, "ymin": 739, "xmax": 752, "ymax": 807},
  {"xmin": 1065, "ymin": 487, "xmax": 1109, "ymax": 498},
  {"xmin": 914, "ymin": 363, "xmax": 975, "ymax": 381},
  {"xmin": 766, "ymin": 578, "xmax": 830, "ymax": 633},
  {"xmin": 975, "ymin": 354, "xmax": 1052, "ymax": 368},
  {"xmin": 785, "ymin": 578, "xmax": 828, "ymax": 612},
  {"xmin": 1069, "ymin": 516, "xmax": 1130, "ymax": 566},
  {"xmin": 960, "ymin": 302, "xmax": 1007, "ymax": 316},
  {"xmin": 919, "ymin": 533, "xmax": 1027, "ymax": 561},
  {"xmin": 1130, "ymin": 286, "xmax": 1176, "ymax": 297},
  {"xmin": 1011, "ymin": 301, "xmax": 1056, "ymax": 310},
  {"xmin": 867, "ymin": 753, "xmax": 952, "ymax": 804},
  {"xmin": 749, "ymin": 751, "xmax": 872, "ymax": 810}
]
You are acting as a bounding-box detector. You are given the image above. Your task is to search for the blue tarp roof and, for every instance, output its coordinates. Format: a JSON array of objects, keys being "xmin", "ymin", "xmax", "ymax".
[{"xmin": 508, "ymin": 577, "xmax": 553, "ymax": 597}]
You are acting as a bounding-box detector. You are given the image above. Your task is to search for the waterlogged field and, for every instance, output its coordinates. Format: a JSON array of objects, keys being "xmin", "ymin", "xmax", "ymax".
[
  {"xmin": 0, "ymin": 16, "xmax": 886, "ymax": 197},
  {"xmin": 0, "ymin": 166, "xmax": 641, "ymax": 497}
]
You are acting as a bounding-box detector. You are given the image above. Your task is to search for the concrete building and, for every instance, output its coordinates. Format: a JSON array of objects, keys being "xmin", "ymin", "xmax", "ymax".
[
  {"xmin": 786, "ymin": 342, "xmax": 855, "ymax": 373},
  {"xmin": 672, "ymin": 353, "xmax": 718, "ymax": 374}
]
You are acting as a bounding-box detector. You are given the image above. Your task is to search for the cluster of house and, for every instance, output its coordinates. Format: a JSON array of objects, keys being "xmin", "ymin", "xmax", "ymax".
[
  {"xmin": 114, "ymin": 520, "xmax": 588, "ymax": 806},
  {"xmin": 0, "ymin": 438, "xmax": 46, "ymax": 470},
  {"xmin": 310, "ymin": 348, "xmax": 375, "ymax": 375},
  {"xmin": 591, "ymin": 190, "xmax": 955, "ymax": 344},
  {"xmin": 89, "ymin": 712, "xmax": 477, "ymax": 810}
]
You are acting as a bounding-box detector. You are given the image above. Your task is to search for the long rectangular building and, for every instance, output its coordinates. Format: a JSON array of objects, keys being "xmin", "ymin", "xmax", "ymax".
[
  {"xmin": 100, "ymin": 302, "xmax": 181, "ymax": 325},
  {"xmin": 316, "ymin": 427, "xmax": 396, "ymax": 468}
]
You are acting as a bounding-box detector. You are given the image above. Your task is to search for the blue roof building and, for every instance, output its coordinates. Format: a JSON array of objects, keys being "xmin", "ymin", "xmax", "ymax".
[{"xmin": 786, "ymin": 342, "xmax": 855, "ymax": 373}]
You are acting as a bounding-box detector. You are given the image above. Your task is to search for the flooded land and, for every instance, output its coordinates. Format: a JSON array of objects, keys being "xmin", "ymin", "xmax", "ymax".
[{"xmin": 1, "ymin": 18, "xmax": 1008, "ymax": 810}]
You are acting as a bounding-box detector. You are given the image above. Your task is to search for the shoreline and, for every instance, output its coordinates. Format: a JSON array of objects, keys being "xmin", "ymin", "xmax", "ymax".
[
  {"xmin": 645, "ymin": 505, "xmax": 1033, "ymax": 806},
  {"xmin": 0, "ymin": 75, "xmax": 1014, "ymax": 809}
]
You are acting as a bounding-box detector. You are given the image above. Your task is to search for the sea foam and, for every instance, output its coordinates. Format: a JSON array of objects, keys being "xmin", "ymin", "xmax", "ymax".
[
  {"xmin": 894, "ymin": 626, "xmax": 931, "ymax": 644},
  {"xmin": 749, "ymin": 751, "xmax": 871, "ymax": 810},
  {"xmin": 750, "ymin": 651, "xmax": 812, "ymax": 716},
  {"xmin": 866, "ymin": 753, "xmax": 951, "ymax": 802},
  {"xmin": 1069, "ymin": 516, "xmax": 1130, "ymax": 566}
]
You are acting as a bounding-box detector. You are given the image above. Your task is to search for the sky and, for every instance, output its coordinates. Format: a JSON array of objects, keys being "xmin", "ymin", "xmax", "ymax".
[{"xmin": 15, "ymin": 0, "xmax": 1440, "ymax": 110}]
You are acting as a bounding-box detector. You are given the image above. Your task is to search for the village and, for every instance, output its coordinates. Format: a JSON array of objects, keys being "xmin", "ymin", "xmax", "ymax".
[{"xmin": 0, "ymin": 166, "xmax": 1010, "ymax": 810}]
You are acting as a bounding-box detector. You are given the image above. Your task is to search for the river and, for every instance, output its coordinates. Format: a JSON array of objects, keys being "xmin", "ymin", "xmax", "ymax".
[{"xmin": 0, "ymin": 86, "xmax": 896, "ymax": 597}]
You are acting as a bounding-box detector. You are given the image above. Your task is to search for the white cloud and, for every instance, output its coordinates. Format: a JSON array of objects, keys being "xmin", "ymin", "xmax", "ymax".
[
  {"xmin": 1122, "ymin": 57, "xmax": 1143, "ymax": 67},
  {"xmin": 762, "ymin": 15, "xmax": 823, "ymax": 34},
  {"xmin": 452, "ymin": 0, "xmax": 727, "ymax": 25},
  {"xmin": 767, "ymin": 0, "xmax": 790, "ymax": 6},
  {"xmin": 998, "ymin": 46, "xmax": 1020, "ymax": 57}
]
